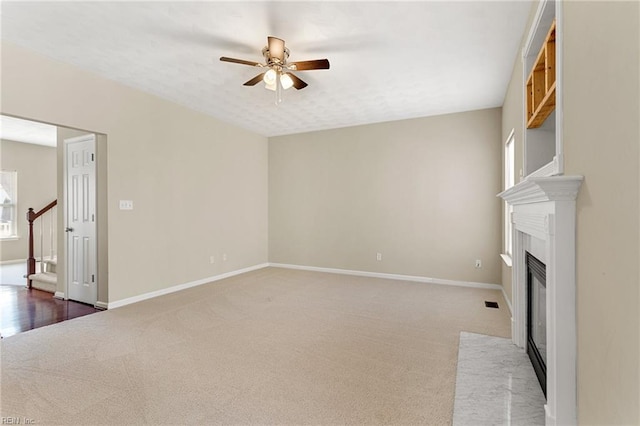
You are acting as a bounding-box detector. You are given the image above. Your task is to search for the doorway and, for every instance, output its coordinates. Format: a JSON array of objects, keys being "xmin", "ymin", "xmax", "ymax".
[{"xmin": 0, "ymin": 114, "xmax": 108, "ymax": 316}]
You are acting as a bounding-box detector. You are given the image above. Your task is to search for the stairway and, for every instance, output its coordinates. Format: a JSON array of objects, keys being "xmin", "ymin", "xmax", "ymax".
[{"xmin": 29, "ymin": 257, "xmax": 57, "ymax": 293}]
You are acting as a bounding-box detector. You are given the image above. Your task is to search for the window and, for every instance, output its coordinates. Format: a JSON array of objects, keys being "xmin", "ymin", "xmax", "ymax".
[
  {"xmin": 0, "ymin": 170, "xmax": 18, "ymax": 239},
  {"xmin": 504, "ymin": 131, "xmax": 515, "ymax": 256}
]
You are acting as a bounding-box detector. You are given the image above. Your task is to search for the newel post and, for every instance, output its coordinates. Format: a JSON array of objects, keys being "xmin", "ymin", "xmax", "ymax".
[{"xmin": 26, "ymin": 207, "xmax": 36, "ymax": 289}]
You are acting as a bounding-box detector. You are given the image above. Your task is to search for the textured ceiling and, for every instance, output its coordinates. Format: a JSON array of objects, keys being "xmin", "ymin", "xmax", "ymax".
[
  {"xmin": 0, "ymin": 1, "xmax": 531, "ymax": 137},
  {"xmin": 0, "ymin": 115, "xmax": 57, "ymax": 147}
]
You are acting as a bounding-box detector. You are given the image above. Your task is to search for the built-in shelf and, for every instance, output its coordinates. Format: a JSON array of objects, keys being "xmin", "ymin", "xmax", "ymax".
[
  {"xmin": 522, "ymin": 0, "xmax": 561, "ymax": 179},
  {"xmin": 526, "ymin": 20, "xmax": 556, "ymax": 129}
]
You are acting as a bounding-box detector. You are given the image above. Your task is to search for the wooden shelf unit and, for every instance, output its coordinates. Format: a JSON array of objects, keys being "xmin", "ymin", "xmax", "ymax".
[{"xmin": 526, "ymin": 20, "xmax": 556, "ymax": 129}]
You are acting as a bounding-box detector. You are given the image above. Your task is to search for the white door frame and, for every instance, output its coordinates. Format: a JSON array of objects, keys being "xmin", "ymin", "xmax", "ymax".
[{"xmin": 63, "ymin": 134, "xmax": 98, "ymax": 305}]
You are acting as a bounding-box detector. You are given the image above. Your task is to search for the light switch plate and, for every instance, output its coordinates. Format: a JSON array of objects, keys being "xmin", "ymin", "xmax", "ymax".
[{"xmin": 119, "ymin": 200, "xmax": 133, "ymax": 210}]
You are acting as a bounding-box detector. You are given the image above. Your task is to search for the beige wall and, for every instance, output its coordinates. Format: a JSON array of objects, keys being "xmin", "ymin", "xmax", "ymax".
[
  {"xmin": 0, "ymin": 139, "xmax": 57, "ymax": 261},
  {"xmin": 500, "ymin": 1, "xmax": 536, "ymax": 311},
  {"xmin": 1, "ymin": 42, "xmax": 269, "ymax": 303},
  {"xmin": 563, "ymin": 1, "xmax": 640, "ymax": 423},
  {"xmin": 269, "ymin": 108, "xmax": 502, "ymax": 285},
  {"xmin": 499, "ymin": 56, "xmax": 523, "ymax": 305}
]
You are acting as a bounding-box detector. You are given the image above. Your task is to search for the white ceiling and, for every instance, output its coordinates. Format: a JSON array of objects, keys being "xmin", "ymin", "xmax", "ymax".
[
  {"xmin": 0, "ymin": 115, "xmax": 57, "ymax": 147},
  {"xmin": 0, "ymin": 1, "xmax": 532, "ymax": 137}
]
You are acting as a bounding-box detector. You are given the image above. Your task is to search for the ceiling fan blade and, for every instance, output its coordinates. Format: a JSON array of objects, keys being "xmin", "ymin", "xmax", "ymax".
[
  {"xmin": 220, "ymin": 57, "xmax": 262, "ymax": 67},
  {"xmin": 286, "ymin": 73, "xmax": 308, "ymax": 90},
  {"xmin": 243, "ymin": 73, "xmax": 266, "ymax": 86},
  {"xmin": 289, "ymin": 59, "xmax": 330, "ymax": 71},
  {"xmin": 267, "ymin": 36, "xmax": 286, "ymax": 62}
]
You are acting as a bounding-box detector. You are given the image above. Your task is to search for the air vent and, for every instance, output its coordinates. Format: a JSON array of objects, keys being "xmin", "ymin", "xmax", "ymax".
[{"xmin": 485, "ymin": 301, "xmax": 499, "ymax": 309}]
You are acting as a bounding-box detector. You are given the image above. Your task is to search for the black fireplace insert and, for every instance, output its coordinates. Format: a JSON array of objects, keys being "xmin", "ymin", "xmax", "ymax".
[{"xmin": 526, "ymin": 251, "xmax": 547, "ymax": 398}]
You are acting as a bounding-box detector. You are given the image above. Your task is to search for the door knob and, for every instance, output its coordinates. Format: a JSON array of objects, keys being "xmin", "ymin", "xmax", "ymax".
[{"xmin": 65, "ymin": 227, "xmax": 74, "ymax": 232}]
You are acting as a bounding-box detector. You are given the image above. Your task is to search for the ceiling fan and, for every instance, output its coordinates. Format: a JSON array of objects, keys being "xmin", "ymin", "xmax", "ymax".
[{"xmin": 220, "ymin": 36, "xmax": 330, "ymax": 104}]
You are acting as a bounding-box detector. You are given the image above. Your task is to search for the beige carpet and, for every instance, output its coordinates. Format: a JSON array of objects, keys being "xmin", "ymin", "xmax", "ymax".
[{"xmin": 0, "ymin": 267, "xmax": 510, "ymax": 425}]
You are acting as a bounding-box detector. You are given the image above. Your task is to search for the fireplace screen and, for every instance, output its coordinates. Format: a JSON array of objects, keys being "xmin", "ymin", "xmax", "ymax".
[{"xmin": 526, "ymin": 252, "xmax": 547, "ymax": 397}]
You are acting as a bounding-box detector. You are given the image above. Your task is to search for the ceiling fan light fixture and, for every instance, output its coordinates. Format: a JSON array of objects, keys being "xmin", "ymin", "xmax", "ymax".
[
  {"xmin": 280, "ymin": 73, "xmax": 294, "ymax": 90},
  {"xmin": 263, "ymin": 69, "xmax": 277, "ymax": 85}
]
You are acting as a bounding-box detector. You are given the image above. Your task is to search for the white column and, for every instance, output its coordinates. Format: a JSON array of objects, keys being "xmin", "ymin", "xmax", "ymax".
[
  {"xmin": 545, "ymin": 204, "xmax": 577, "ymax": 425},
  {"xmin": 512, "ymin": 228, "xmax": 527, "ymax": 348}
]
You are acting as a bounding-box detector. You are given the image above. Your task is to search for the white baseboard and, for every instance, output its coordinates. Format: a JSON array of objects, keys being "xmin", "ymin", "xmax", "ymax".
[
  {"xmin": 101, "ymin": 262, "xmax": 503, "ymax": 310},
  {"xmin": 107, "ymin": 263, "xmax": 270, "ymax": 309},
  {"xmin": 268, "ymin": 263, "xmax": 502, "ymax": 290},
  {"xmin": 500, "ymin": 286, "xmax": 513, "ymax": 315},
  {"xmin": 544, "ymin": 404, "xmax": 553, "ymax": 425},
  {"xmin": 56, "ymin": 293, "xmax": 107, "ymax": 310},
  {"xmin": 0, "ymin": 259, "xmax": 26, "ymax": 265}
]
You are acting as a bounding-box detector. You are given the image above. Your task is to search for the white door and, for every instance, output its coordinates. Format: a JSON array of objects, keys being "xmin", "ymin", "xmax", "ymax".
[{"xmin": 65, "ymin": 135, "xmax": 97, "ymax": 305}]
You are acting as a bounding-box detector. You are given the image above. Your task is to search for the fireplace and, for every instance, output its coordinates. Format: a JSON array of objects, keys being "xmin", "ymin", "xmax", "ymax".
[
  {"xmin": 527, "ymin": 252, "xmax": 547, "ymax": 397},
  {"xmin": 498, "ymin": 175, "xmax": 582, "ymax": 425}
]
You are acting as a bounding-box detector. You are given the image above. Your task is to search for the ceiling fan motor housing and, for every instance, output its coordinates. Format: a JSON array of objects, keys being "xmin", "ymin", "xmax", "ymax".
[{"xmin": 263, "ymin": 46, "xmax": 290, "ymax": 66}]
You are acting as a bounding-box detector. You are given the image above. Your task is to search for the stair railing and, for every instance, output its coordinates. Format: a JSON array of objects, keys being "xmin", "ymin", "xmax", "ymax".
[{"xmin": 26, "ymin": 200, "xmax": 57, "ymax": 288}]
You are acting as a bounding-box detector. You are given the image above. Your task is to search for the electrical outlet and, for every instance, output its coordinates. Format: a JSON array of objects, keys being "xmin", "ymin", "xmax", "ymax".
[
  {"xmin": 119, "ymin": 200, "xmax": 133, "ymax": 210},
  {"xmin": 209, "ymin": 255, "xmax": 215, "ymax": 264},
  {"xmin": 376, "ymin": 253, "xmax": 382, "ymax": 261},
  {"xmin": 475, "ymin": 259, "xmax": 482, "ymax": 268},
  {"xmin": 223, "ymin": 253, "xmax": 227, "ymax": 262}
]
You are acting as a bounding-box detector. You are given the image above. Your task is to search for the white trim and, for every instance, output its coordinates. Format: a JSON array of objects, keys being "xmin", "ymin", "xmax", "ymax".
[
  {"xmin": 500, "ymin": 285, "xmax": 513, "ymax": 316},
  {"xmin": 0, "ymin": 237, "xmax": 20, "ymax": 242},
  {"xmin": 523, "ymin": 0, "xmax": 552, "ymax": 59},
  {"xmin": 269, "ymin": 263, "xmax": 502, "ymax": 290},
  {"xmin": 0, "ymin": 258, "xmax": 26, "ymax": 265},
  {"xmin": 54, "ymin": 291, "xmax": 65, "ymax": 300},
  {"xmin": 505, "ymin": 128, "xmax": 515, "ymax": 147},
  {"xmin": 527, "ymin": 158, "xmax": 561, "ymax": 179},
  {"xmin": 504, "ymin": 131, "xmax": 516, "ymax": 256},
  {"xmin": 62, "ymin": 137, "xmax": 69, "ymax": 299},
  {"xmin": 498, "ymin": 175, "xmax": 583, "ymax": 205},
  {"xmin": 94, "ymin": 301, "xmax": 108, "ymax": 310},
  {"xmin": 555, "ymin": 0, "xmax": 564, "ymax": 175},
  {"xmin": 107, "ymin": 263, "xmax": 270, "ymax": 309},
  {"xmin": 545, "ymin": 404, "xmax": 554, "ymax": 425},
  {"xmin": 512, "ymin": 229, "xmax": 527, "ymax": 347},
  {"xmin": 500, "ymin": 253, "xmax": 513, "ymax": 267}
]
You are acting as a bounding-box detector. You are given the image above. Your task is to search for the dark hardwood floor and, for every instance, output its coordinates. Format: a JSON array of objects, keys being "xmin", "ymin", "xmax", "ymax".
[{"xmin": 0, "ymin": 285, "xmax": 99, "ymax": 338}]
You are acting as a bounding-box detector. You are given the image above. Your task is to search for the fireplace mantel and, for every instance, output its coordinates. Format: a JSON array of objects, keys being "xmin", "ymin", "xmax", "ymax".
[
  {"xmin": 499, "ymin": 176, "xmax": 584, "ymax": 205},
  {"xmin": 498, "ymin": 175, "xmax": 583, "ymax": 425}
]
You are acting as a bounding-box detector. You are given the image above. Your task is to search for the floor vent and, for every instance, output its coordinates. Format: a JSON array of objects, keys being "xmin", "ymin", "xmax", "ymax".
[{"xmin": 484, "ymin": 301, "xmax": 499, "ymax": 309}]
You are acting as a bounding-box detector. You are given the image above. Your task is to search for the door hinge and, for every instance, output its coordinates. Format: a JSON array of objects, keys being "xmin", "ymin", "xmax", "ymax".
[
  {"xmin": 92, "ymin": 274, "xmax": 95, "ymax": 283},
  {"xmin": 91, "ymin": 153, "xmax": 95, "ymax": 161},
  {"xmin": 92, "ymin": 214, "xmax": 95, "ymax": 222}
]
